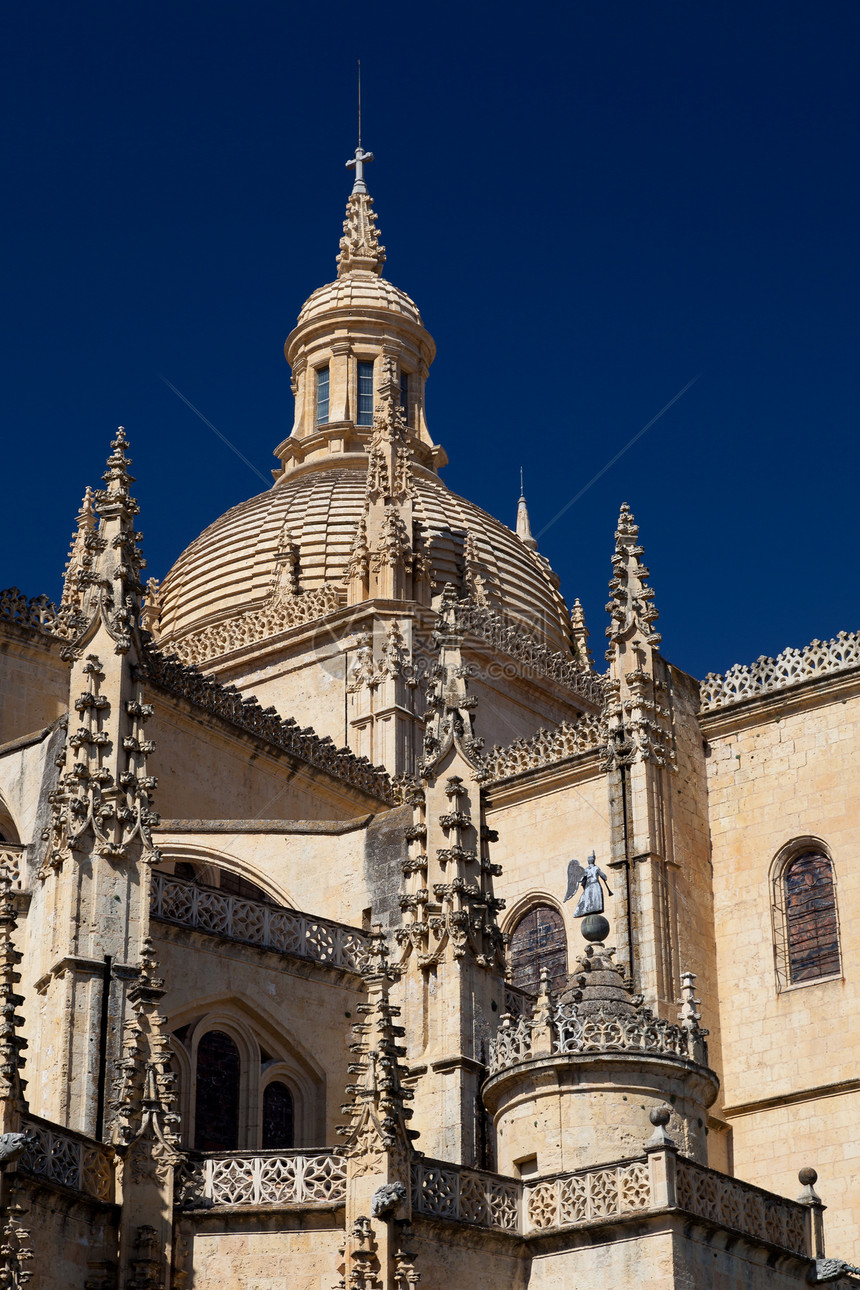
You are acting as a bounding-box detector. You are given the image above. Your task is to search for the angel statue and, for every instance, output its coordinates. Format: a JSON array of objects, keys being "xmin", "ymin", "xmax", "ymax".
[{"xmin": 563, "ymin": 852, "xmax": 613, "ymax": 917}]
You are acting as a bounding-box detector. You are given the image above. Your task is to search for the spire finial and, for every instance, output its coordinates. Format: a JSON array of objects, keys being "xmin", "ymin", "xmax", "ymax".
[
  {"xmin": 357, "ymin": 59, "xmax": 362, "ymax": 149},
  {"xmin": 516, "ymin": 473, "xmax": 537, "ymax": 550}
]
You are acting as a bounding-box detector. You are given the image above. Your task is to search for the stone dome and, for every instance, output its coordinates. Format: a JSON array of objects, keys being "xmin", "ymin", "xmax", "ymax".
[
  {"xmin": 155, "ymin": 464, "xmax": 573, "ymax": 657},
  {"xmin": 297, "ymin": 273, "xmax": 423, "ymax": 327}
]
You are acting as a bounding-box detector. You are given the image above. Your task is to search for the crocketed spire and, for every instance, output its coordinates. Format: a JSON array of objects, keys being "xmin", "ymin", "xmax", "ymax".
[
  {"xmin": 336, "ymin": 157, "xmax": 386, "ymax": 278},
  {"xmin": 605, "ymin": 503, "xmax": 661, "ymax": 652}
]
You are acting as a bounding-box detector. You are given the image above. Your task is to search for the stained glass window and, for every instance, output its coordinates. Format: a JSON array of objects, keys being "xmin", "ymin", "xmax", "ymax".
[
  {"xmin": 194, "ymin": 1030, "xmax": 240, "ymax": 1151},
  {"xmin": 316, "ymin": 366, "xmax": 330, "ymax": 426},
  {"xmin": 357, "ymin": 361, "xmax": 374, "ymax": 426},
  {"xmin": 509, "ymin": 904, "xmax": 568, "ymax": 996},
  {"xmin": 784, "ymin": 852, "xmax": 840, "ymax": 984},
  {"xmin": 262, "ymin": 1081, "xmax": 294, "ymax": 1149}
]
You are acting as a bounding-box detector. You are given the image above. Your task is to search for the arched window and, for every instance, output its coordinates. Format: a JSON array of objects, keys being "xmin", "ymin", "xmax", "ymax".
[
  {"xmin": 194, "ymin": 1030, "xmax": 241, "ymax": 1151},
  {"xmin": 772, "ymin": 843, "xmax": 841, "ymax": 988},
  {"xmin": 509, "ymin": 904, "xmax": 568, "ymax": 996},
  {"xmin": 262, "ymin": 1081, "xmax": 294, "ymax": 1149}
]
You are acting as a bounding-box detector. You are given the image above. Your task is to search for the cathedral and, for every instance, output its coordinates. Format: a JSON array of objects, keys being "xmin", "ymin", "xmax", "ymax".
[{"xmin": 0, "ymin": 145, "xmax": 858, "ymax": 1288}]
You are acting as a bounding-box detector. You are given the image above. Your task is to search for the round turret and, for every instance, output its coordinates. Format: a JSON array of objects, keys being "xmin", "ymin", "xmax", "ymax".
[{"xmin": 483, "ymin": 938, "xmax": 719, "ymax": 1176}]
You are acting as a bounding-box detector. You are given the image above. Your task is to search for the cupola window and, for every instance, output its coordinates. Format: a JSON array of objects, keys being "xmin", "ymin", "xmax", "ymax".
[
  {"xmin": 316, "ymin": 366, "xmax": 330, "ymax": 426},
  {"xmin": 357, "ymin": 360, "xmax": 374, "ymax": 426}
]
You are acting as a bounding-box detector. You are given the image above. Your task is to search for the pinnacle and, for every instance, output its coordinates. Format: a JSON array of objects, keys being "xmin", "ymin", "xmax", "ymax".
[
  {"xmin": 336, "ymin": 191, "xmax": 386, "ymax": 278},
  {"xmin": 516, "ymin": 489, "xmax": 537, "ymax": 551}
]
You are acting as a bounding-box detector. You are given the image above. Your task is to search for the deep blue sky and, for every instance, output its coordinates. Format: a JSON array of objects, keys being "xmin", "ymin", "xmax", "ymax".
[{"xmin": 2, "ymin": 2, "xmax": 858, "ymax": 680}]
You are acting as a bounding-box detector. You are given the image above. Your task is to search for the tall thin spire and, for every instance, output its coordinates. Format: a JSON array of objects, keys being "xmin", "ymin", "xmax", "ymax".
[{"xmin": 516, "ymin": 469, "xmax": 537, "ymax": 550}]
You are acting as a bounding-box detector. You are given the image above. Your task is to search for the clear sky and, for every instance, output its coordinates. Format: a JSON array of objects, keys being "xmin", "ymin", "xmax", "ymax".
[{"xmin": 2, "ymin": 2, "xmax": 857, "ymax": 680}]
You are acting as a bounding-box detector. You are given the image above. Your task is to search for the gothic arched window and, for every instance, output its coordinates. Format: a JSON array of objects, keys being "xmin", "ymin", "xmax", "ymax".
[
  {"xmin": 772, "ymin": 843, "xmax": 841, "ymax": 989},
  {"xmin": 509, "ymin": 904, "xmax": 568, "ymax": 996},
  {"xmin": 262, "ymin": 1081, "xmax": 294, "ymax": 1149},
  {"xmin": 194, "ymin": 1030, "xmax": 241, "ymax": 1151},
  {"xmin": 784, "ymin": 852, "xmax": 841, "ymax": 984}
]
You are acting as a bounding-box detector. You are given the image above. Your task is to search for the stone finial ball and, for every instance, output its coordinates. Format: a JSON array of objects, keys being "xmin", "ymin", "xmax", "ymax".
[
  {"xmin": 581, "ymin": 913, "xmax": 610, "ymax": 943},
  {"xmin": 798, "ymin": 1167, "xmax": 818, "ymax": 1186},
  {"xmin": 649, "ymin": 1104, "xmax": 671, "ymax": 1128}
]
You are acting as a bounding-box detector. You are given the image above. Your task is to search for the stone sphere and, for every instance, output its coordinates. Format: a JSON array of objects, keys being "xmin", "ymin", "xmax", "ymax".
[
  {"xmin": 650, "ymin": 1105, "xmax": 671, "ymax": 1128},
  {"xmin": 581, "ymin": 913, "xmax": 610, "ymax": 943},
  {"xmin": 798, "ymin": 1167, "xmax": 818, "ymax": 1186}
]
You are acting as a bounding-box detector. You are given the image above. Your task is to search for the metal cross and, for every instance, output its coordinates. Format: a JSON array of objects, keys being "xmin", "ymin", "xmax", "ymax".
[{"xmin": 346, "ymin": 146, "xmax": 374, "ymax": 195}]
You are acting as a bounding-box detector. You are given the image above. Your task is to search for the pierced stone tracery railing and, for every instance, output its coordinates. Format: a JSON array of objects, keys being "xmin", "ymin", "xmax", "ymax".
[
  {"xmin": 0, "ymin": 844, "xmax": 24, "ymax": 889},
  {"xmin": 503, "ymin": 983, "xmax": 534, "ymax": 1021},
  {"xmin": 699, "ymin": 630, "xmax": 860, "ymax": 713},
  {"xmin": 524, "ymin": 1159, "xmax": 651, "ymax": 1231},
  {"xmin": 18, "ymin": 1116, "xmax": 114, "ymax": 1202},
  {"xmin": 411, "ymin": 1159, "xmax": 520, "ymax": 1231},
  {"xmin": 488, "ymin": 1000, "xmax": 703, "ymax": 1075},
  {"xmin": 458, "ymin": 603, "xmax": 606, "ymax": 707},
  {"xmin": 180, "ymin": 1151, "xmax": 346, "ymax": 1208},
  {"xmin": 0, "ymin": 587, "xmax": 63, "ymax": 637},
  {"xmin": 675, "ymin": 1157, "xmax": 807, "ymax": 1256},
  {"xmin": 151, "ymin": 872, "xmax": 369, "ymax": 974},
  {"xmin": 484, "ymin": 713, "xmax": 604, "ymax": 783}
]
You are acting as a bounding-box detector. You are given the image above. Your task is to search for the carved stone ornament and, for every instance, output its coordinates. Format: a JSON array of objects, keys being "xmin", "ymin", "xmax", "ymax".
[
  {"xmin": 40, "ymin": 656, "xmax": 160, "ymax": 873},
  {"xmin": 370, "ymin": 1180, "xmax": 407, "ymax": 1219}
]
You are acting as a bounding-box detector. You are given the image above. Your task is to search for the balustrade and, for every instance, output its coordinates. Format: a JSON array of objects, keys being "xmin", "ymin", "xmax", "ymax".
[
  {"xmin": 411, "ymin": 1159, "xmax": 519, "ymax": 1231},
  {"xmin": 524, "ymin": 1159, "xmax": 651, "ymax": 1231},
  {"xmin": 18, "ymin": 1117, "xmax": 114, "ymax": 1202},
  {"xmin": 675, "ymin": 1157, "xmax": 808, "ymax": 1256},
  {"xmin": 700, "ymin": 630, "xmax": 860, "ymax": 713},
  {"xmin": 488, "ymin": 999, "xmax": 700, "ymax": 1075},
  {"xmin": 0, "ymin": 844, "xmax": 23, "ymax": 888},
  {"xmin": 180, "ymin": 1150, "xmax": 346, "ymax": 1208},
  {"xmin": 150, "ymin": 872, "xmax": 369, "ymax": 973}
]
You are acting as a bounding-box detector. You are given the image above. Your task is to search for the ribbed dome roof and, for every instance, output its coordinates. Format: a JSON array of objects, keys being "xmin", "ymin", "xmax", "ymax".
[
  {"xmin": 156, "ymin": 465, "xmax": 573, "ymax": 656},
  {"xmin": 297, "ymin": 273, "xmax": 422, "ymax": 326}
]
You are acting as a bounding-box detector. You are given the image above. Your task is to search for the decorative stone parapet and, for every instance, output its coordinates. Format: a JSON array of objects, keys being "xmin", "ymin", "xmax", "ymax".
[
  {"xmin": 0, "ymin": 845, "xmax": 23, "ymax": 889},
  {"xmin": 503, "ymin": 983, "xmax": 534, "ymax": 1020},
  {"xmin": 675, "ymin": 1156, "xmax": 808, "ymax": 1256},
  {"xmin": 699, "ymin": 630, "xmax": 860, "ymax": 713},
  {"xmin": 141, "ymin": 648, "xmax": 395, "ymax": 803},
  {"xmin": 151, "ymin": 872, "xmax": 370, "ymax": 974},
  {"xmin": 180, "ymin": 1150, "xmax": 346, "ymax": 1208},
  {"xmin": 411, "ymin": 1158, "xmax": 519, "ymax": 1231},
  {"xmin": 0, "ymin": 588, "xmax": 63, "ymax": 637},
  {"xmin": 524, "ymin": 1158, "xmax": 651, "ymax": 1231},
  {"xmin": 18, "ymin": 1115, "xmax": 114, "ymax": 1202},
  {"xmin": 458, "ymin": 602, "xmax": 606, "ymax": 706},
  {"xmin": 488, "ymin": 996, "xmax": 703, "ymax": 1075},
  {"xmin": 159, "ymin": 584, "xmax": 345, "ymax": 667},
  {"xmin": 483, "ymin": 713, "xmax": 604, "ymax": 783}
]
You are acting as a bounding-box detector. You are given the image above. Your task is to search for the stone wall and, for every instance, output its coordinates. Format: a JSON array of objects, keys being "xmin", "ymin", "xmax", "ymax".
[
  {"xmin": 148, "ymin": 691, "xmax": 386, "ymax": 822},
  {"xmin": 703, "ymin": 676, "xmax": 860, "ymax": 1259},
  {"xmin": 0, "ymin": 625, "xmax": 68, "ymax": 746},
  {"xmin": 156, "ymin": 926, "xmax": 365, "ymax": 1147},
  {"xmin": 12, "ymin": 1176, "xmax": 118, "ymax": 1290}
]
